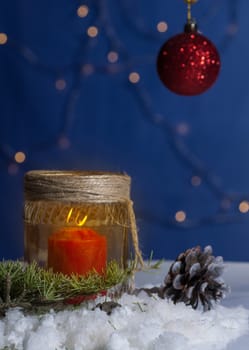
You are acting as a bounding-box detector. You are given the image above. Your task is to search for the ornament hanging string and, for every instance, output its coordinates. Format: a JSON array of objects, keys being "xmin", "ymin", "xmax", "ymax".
[{"xmin": 184, "ymin": 0, "xmax": 198, "ymax": 23}]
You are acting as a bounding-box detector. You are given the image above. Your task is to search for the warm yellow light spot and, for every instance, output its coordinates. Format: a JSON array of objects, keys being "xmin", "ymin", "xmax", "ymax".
[
  {"xmin": 129, "ymin": 72, "xmax": 140, "ymax": 84},
  {"xmin": 81, "ymin": 63, "xmax": 94, "ymax": 75},
  {"xmin": 0, "ymin": 33, "xmax": 8, "ymax": 45},
  {"xmin": 227, "ymin": 23, "xmax": 238, "ymax": 35},
  {"xmin": 58, "ymin": 136, "xmax": 70, "ymax": 149},
  {"xmin": 176, "ymin": 122, "xmax": 190, "ymax": 135},
  {"xmin": 107, "ymin": 51, "xmax": 119, "ymax": 63},
  {"xmin": 55, "ymin": 79, "xmax": 66, "ymax": 91},
  {"xmin": 175, "ymin": 210, "xmax": 186, "ymax": 222},
  {"xmin": 157, "ymin": 21, "xmax": 168, "ymax": 33},
  {"xmin": 8, "ymin": 163, "xmax": 19, "ymax": 175},
  {"xmin": 239, "ymin": 201, "xmax": 249, "ymax": 213},
  {"xmin": 77, "ymin": 5, "xmax": 89, "ymax": 18},
  {"xmin": 14, "ymin": 151, "xmax": 26, "ymax": 163},
  {"xmin": 77, "ymin": 214, "xmax": 88, "ymax": 226},
  {"xmin": 191, "ymin": 175, "xmax": 201, "ymax": 187},
  {"xmin": 87, "ymin": 26, "xmax": 98, "ymax": 38},
  {"xmin": 221, "ymin": 198, "xmax": 231, "ymax": 210}
]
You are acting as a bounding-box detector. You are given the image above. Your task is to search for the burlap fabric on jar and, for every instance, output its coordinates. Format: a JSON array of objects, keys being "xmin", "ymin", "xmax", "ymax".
[{"xmin": 24, "ymin": 171, "xmax": 143, "ymax": 275}]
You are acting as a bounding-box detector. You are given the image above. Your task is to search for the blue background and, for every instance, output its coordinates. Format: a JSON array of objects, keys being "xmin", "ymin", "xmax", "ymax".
[{"xmin": 1, "ymin": 0, "xmax": 249, "ymax": 261}]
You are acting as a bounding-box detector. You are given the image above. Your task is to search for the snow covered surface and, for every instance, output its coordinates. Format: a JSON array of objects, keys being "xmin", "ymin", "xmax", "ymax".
[{"xmin": 1, "ymin": 261, "xmax": 249, "ymax": 350}]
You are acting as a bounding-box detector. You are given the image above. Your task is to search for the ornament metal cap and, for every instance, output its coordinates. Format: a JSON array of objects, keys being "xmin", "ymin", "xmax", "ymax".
[
  {"xmin": 184, "ymin": 19, "xmax": 198, "ymax": 33},
  {"xmin": 184, "ymin": 0, "xmax": 198, "ymax": 32}
]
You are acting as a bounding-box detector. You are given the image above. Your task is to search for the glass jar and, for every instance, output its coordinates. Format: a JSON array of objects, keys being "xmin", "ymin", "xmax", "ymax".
[{"xmin": 24, "ymin": 170, "xmax": 142, "ymax": 275}]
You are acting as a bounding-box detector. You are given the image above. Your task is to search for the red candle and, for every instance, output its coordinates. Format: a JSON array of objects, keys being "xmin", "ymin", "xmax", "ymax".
[{"xmin": 47, "ymin": 227, "xmax": 107, "ymax": 276}]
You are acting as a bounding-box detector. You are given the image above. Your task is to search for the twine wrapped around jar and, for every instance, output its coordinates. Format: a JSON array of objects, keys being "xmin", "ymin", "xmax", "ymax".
[{"xmin": 24, "ymin": 170, "xmax": 144, "ymax": 269}]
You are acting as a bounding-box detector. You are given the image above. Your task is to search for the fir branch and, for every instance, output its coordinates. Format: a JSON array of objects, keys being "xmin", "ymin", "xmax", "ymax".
[{"xmin": 0, "ymin": 260, "xmax": 131, "ymax": 316}]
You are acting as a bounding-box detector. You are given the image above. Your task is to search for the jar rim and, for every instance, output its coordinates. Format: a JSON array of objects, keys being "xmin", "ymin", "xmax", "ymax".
[{"xmin": 25, "ymin": 170, "xmax": 129, "ymax": 178}]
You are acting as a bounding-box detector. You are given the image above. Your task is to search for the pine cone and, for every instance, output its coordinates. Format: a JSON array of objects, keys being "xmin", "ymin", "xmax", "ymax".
[{"xmin": 162, "ymin": 245, "xmax": 228, "ymax": 310}]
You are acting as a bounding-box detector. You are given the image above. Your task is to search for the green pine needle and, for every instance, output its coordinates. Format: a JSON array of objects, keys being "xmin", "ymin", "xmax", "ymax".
[{"xmin": 0, "ymin": 260, "xmax": 132, "ymax": 316}]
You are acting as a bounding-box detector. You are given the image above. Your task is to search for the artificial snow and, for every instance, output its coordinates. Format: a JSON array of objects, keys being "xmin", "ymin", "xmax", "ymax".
[
  {"xmin": 0, "ymin": 292, "xmax": 248, "ymax": 350},
  {"xmin": 1, "ymin": 261, "xmax": 249, "ymax": 350}
]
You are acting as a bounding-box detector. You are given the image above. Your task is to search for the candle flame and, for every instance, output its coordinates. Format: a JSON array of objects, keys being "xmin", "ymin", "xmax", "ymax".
[
  {"xmin": 77, "ymin": 215, "xmax": 88, "ymax": 226},
  {"xmin": 66, "ymin": 208, "xmax": 88, "ymax": 226},
  {"xmin": 66, "ymin": 208, "xmax": 73, "ymax": 223}
]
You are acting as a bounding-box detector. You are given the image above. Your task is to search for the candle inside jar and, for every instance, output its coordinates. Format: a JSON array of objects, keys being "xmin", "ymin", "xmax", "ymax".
[{"xmin": 47, "ymin": 227, "xmax": 107, "ymax": 275}]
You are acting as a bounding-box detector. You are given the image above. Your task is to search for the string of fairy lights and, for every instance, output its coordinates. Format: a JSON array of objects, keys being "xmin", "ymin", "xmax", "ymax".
[{"xmin": 0, "ymin": 0, "xmax": 248, "ymax": 229}]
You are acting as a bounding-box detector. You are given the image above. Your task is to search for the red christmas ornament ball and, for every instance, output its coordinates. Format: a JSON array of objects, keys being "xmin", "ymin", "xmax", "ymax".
[{"xmin": 157, "ymin": 32, "xmax": 221, "ymax": 96}]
